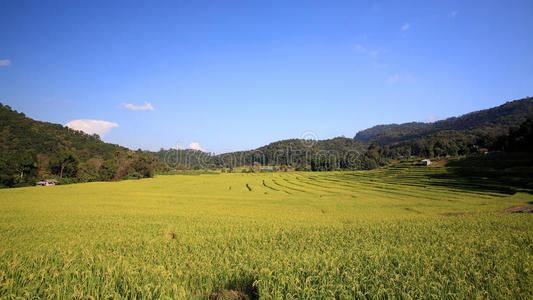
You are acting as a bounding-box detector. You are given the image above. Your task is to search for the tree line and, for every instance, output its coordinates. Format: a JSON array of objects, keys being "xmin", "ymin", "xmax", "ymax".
[
  {"xmin": 155, "ymin": 114, "xmax": 533, "ymax": 172},
  {"xmin": 154, "ymin": 137, "xmax": 391, "ymax": 172},
  {"xmin": 2, "ymin": 96, "xmax": 532, "ymax": 187},
  {"xmin": 0, "ymin": 104, "xmax": 159, "ymax": 188}
]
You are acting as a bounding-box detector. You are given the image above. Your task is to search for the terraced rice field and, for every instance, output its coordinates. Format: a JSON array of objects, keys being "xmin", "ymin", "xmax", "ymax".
[{"xmin": 0, "ymin": 165, "xmax": 532, "ymax": 298}]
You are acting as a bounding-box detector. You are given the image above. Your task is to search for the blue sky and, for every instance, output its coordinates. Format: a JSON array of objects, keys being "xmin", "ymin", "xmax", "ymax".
[{"xmin": 1, "ymin": 0, "xmax": 532, "ymax": 153}]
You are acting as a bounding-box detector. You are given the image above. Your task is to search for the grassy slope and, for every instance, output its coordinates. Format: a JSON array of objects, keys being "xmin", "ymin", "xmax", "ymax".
[{"xmin": 0, "ymin": 165, "xmax": 532, "ymax": 298}]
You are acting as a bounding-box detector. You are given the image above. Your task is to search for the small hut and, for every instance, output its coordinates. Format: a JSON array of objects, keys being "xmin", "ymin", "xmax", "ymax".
[
  {"xmin": 420, "ymin": 159, "xmax": 432, "ymax": 166},
  {"xmin": 36, "ymin": 179, "xmax": 58, "ymax": 186}
]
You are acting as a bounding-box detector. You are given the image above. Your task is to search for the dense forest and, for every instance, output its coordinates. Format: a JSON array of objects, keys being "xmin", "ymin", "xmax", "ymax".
[
  {"xmin": 353, "ymin": 97, "xmax": 533, "ymax": 159},
  {"xmin": 449, "ymin": 118, "xmax": 533, "ymax": 168},
  {"xmin": 154, "ymin": 137, "xmax": 381, "ymax": 171},
  {"xmin": 156, "ymin": 97, "xmax": 533, "ymax": 172},
  {"xmin": 2, "ymin": 97, "xmax": 533, "ymax": 187},
  {"xmin": 0, "ymin": 104, "xmax": 159, "ymax": 188},
  {"xmin": 355, "ymin": 97, "xmax": 533, "ymax": 144}
]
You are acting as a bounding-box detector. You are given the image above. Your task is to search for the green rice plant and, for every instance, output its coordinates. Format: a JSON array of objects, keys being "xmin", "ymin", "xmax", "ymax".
[{"xmin": 0, "ymin": 166, "xmax": 531, "ymax": 298}]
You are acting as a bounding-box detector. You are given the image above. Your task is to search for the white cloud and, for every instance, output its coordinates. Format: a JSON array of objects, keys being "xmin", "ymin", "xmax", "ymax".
[
  {"xmin": 189, "ymin": 142, "xmax": 206, "ymax": 152},
  {"xmin": 0, "ymin": 59, "xmax": 11, "ymax": 66},
  {"xmin": 173, "ymin": 144, "xmax": 185, "ymax": 150},
  {"xmin": 65, "ymin": 119, "xmax": 118, "ymax": 137},
  {"xmin": 124, "ymin": 102, "xmax": 154, "ymax": 111},
  {"xmin": 355, "ymin": 44, "xmax": 380, "ymax": 57},
  {"xmin": 427, "ymin": 115, "xmax": 438, "ymax": 122},
  {"xmin": 449, "ymin": 10, "xmax": 458, "ymax": 17},
  {"xmin": 401, "ymin": 23, "xmax": 410, "ymax": 31},
  {"xmin": 388, "ymin": 74, "xmax": 400, "ymax": 84}
]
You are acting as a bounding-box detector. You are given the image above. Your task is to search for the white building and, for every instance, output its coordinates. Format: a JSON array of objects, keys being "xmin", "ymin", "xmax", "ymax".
[
  {"xmin": 36, "ymin": 179, "xmax": 58, "ymax": 186},
  {"xmin": 421, "ymin": 159, "xmax": 432, "ymax": 166}
]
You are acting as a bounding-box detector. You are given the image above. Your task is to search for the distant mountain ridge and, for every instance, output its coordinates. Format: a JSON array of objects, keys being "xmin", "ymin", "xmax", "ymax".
[
  {"xmin": 2, "ymin": 96, "xmax": 532, "ymax": 184},
  {"xmin": 156, "ymin": 96, "xmax": 533, "ymax": 170},
  {"xmin": 155, "ymin": 137, "xmax": 370, "ymax": 171},
  {"xmin": 354, "ymin": 97, "xmax": 533, "ymax": 144}
]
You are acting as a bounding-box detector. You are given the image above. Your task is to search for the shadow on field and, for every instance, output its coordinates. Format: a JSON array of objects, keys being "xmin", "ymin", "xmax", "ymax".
[
  {"xmin": 426, "ymin": 165, "xmax": 533, "ymax": 196},
  {"xmin": 208, "ymin": 275, "xmax": 259, "ymax": 300}
]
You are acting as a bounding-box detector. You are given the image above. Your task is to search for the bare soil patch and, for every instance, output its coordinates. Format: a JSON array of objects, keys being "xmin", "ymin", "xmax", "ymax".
[{"xmin": 501, "ymin": 205, "xmax": 533, "ymax": 213}]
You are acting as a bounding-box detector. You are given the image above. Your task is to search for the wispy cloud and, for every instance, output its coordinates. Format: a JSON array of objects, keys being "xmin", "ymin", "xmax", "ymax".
[
  {"xmin": 189, "ymin": 142, "xmax": 206, "ymax": 152},
  {"xmin": 172, "ymin": 144, "xmax": 185, "ymax": 150},
  {"xmin": 0, "ymin": 59, "xmax": 11, "ymax": 66},
  {"xmin": 401, "ymin": 23, "xmax": 410, "ymax": 31},
  {"xmin": 124, "ymin": 102, "xmax": 154, "ymax": 111},
  {"xmin": 65, "ymin": 119, "xmax": 118, "ymax": 137},
  {"xmin": 388, "ymin": 74, "xmax": 401, "ymax": 84},
  {"xmin": 354, "ymin": 44, "xmax": 381, "ymax": 57},
  {"xmin": 449, "ymin": 10, "xmax": 458, "ymax": 18}
]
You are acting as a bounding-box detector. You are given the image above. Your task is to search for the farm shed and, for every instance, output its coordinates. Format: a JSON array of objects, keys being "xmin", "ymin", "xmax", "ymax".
[
  {"xmin": 36, "ymin": 179, "xmax": 58, "ymax": 186},
  {"xmin": 421, "ymin": 159, "xmax": 431, "ymax": 166}
]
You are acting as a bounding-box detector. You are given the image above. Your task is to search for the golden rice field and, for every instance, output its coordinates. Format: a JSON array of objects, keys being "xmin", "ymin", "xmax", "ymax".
[{"xmin": 0, "ymin": 165, "xmax": 532, "ymax": 299}]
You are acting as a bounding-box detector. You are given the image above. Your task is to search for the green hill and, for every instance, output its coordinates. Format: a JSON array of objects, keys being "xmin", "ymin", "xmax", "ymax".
[
  {"xmin": 156, "ymin": 97, "xmax": 533, "ymax": 171},
  {"xmin": 156, "ymin": 137, "xmax": 381, "ymax": 171},
  {"xmin": 3, "ymin": 96, "xmax": 533, "ymax": 185},
  {"xmin": 352, "ymin": 97, "xmax": 533, "ymax": 159},
  {"xmin": 0, "ymin": 103, "xmax": 158, "ymax": 187},
  {"xmin": 355, "ymin": 97, "xmax": 533, "ymax": 144},
  {"xmin": 215, "ymin": 137, "xmax": 370, "ymax": 170}
]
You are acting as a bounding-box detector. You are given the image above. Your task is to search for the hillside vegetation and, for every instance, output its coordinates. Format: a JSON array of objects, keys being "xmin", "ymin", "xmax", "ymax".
[
  {"xmin": 155, "ymin": 137, "xmax": 373, "ymax": 171},
  {"xmin": 156, "ymin": 97, "xmax": 533, "ymax": 171},
  {"xmin": 355, "ymin": 97, "xmax": 533, "ymax": 144},
  {"xmin": 352, "ymin": 97, "xmax": 533, "ymax": 159},
  {"xmin": 2, "ymin": 97, "xmax": 533, "ymax": 187},
  {"xmin": 0, "ymin": 103, "xmax": 159, "ymax": 187},
  {"xmin": 0, "ymin": 166, "xmax": 531, "ymax": 298}
]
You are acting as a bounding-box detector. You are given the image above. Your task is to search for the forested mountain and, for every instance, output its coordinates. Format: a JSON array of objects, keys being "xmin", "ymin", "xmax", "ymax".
[
  {"xmin": 153, "ymin": 149, "xmax": 213, "ymax": 170},
  {"xmin": 351, "ymin": 97, "xmax": 533, "ymax": 159},
  {"xmin": 0, "ymin": 103, "xmax": 159, "ymax": 187},
  {"xmin": 3, "ymin": 96, "xmax": 533, "ymax": 185},
  {"xmin": 216, "ymin": 137, "xmax": 371, "ymax": 170},
  {"xmin": 155, "ymin": 97, "xmax": 533, "ymax": 171},
  {"xmin": 157, "ymin": 97, "xmax": 533, "ymax": 171},
  {"xmin": 155, "ymin": 137, "xmax": 386, "ymax": 171},
  {"xmin": 355, "ymin": 97, "xmax": 533, "ymax": 144},
  {"xmin": 490, "ymin": 119, "xmax": 533, "ymax": 153}
]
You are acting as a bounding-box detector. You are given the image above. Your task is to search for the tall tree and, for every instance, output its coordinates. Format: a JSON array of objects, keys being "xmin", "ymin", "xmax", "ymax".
[
  {"xmin": 13, "ymin": 150, "xmax": 36, "ymax": 179},
  {"xmin": 51, "ymin": 150, "xmax": 79, "ymax": 178}
]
